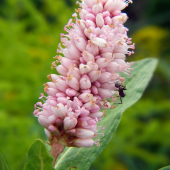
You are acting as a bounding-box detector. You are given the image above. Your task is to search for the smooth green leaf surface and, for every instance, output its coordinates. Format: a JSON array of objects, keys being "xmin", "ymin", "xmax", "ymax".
[
  {"xmin": 0, "ymin": 152, "xmax": 10, "ymax": 170},
  {"xmin": 24, "ymin": 139, "xmax": 54, "ymax": 170},
  {"xmin": 54, "ymin": 58, "xmax": 158, "ymax": 170},
  {"xmin": 159, "ymin": 166, "xmax": 170, "ymax": 170}
]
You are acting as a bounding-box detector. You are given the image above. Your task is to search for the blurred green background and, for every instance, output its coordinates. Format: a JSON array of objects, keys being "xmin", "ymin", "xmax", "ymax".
[{"xmin": 0, "ymin": 0, "xmax": 169, "ymax": 170}]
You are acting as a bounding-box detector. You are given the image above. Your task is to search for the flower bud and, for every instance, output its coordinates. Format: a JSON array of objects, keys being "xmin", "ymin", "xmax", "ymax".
[
  {"xmin": 64, "ymin": 117, "xmax": 77, "ymax": 130},
  {"xmin": 75, "ymin": 128, "xmax": 95, "ymax": 138},
  {"xmin": 89, "ymin": 111, "xmax": 103, "ymax": 118},
  {"xmin": 96, "ymin": 13, "xmax": 104, "ymax": 28},
  {"xmin": 84, "ymin": 0, "xmax": 98, "ymax": 8},
  {"xmin": 66, "ymin": 74, "xmax": 80, "ymax": 91},
  {"xmin": 92, "ymin": 2, "xmax": 103, "ymax": 15},
  {"xmin": 88, "ymin": 70, "xmax": 101, "ymax": 82},
  {"xmin": 38, "ymin": 115, "xmax": 49, "ymax": 128},
  {"xmin": 66, "ymin": 88, "xmax": 78, "ymax": 97},
  {"xmin": 55, "ymin": 79, "xmax": 69, "ymax": 92},
  {"xmin": 73, "ymin": 138, "xmax": 94, "ymax": 148},
  {"xmin": 79, "ymin": 64, "xmax": 91, "ymax": 74},
  {"xmin": 82, "ymin": 50, "xmax": 95, "ymax": 62},
  {"xmin": 91, "ymin": 37, "xmax": 108, "ymax": 48},
  {"xmin": 51, "ymin": 103, "xmax": 67, "ymax": 119},
  {"xmin": 56, "ymin": 65, "xmax": 68, "ymax": 76},
  {"xmin": 98, "ymin": 88, "xmax": 113, "ymax": 98},
  {"xmin": 80, "ymin": 75, "xmax": 91, "ymax": 89}
]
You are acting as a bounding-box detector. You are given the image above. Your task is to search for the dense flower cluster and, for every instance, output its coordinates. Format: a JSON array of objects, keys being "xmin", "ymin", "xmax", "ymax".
[{"xmin": 34, "ymin": 0, "xmax": 134, "ymax": 151}]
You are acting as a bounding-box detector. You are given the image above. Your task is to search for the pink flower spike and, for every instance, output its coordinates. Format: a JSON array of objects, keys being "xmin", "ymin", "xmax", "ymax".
[{"xmin": 33, "ymin": 0, "xmax": 134, "ymax": 158}]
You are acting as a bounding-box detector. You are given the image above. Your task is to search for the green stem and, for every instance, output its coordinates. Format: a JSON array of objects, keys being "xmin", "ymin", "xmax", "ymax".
[{"xmin": 50, "ymin": 137, "xmax": 66, "ymax": 166}]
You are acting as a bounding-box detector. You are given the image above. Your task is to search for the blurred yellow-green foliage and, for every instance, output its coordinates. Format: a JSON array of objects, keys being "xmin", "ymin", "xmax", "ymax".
[{"xmin": 0, "ymin": 0, "xmax": 170, "ymax": 170}]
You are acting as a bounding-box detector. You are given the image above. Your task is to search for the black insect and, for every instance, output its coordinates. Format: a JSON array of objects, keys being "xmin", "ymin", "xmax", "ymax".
[{"xmin": 115, "ymin": 82, "xmax": 127, "ymax": 104}]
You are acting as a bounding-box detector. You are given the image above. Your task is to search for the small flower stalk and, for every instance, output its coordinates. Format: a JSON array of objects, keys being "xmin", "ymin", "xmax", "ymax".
[{"xmin": 34, "ymin": 0, "xmax": 134, "ymax": 164}]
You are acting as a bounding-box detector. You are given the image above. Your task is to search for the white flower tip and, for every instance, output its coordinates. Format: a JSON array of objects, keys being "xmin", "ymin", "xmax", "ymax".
[{"xmin": 91, "ymin": 37, "xmax": 108, "ymax": 48}]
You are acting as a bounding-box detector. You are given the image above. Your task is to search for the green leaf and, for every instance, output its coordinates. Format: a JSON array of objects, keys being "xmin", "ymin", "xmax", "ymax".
[
  {"xmin": 54, "ymin": 58, "xmax": 158, "ymax": 170},
  {"xmin": 159, "ymin": 166, "xmax": 170, "ymax": 170},
  {"xmin": 0, "ymin": 152, "xmax": 10, "ymax": 170},
  {"xmin": 24, "ymin": 139, "xmax": 54, "ymax": 170}
]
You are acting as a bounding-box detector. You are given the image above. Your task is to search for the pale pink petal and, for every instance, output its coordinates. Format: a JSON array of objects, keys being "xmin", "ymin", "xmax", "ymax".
[{"xmin": 73, "ymin": 138, "xmax": 94, "ymax": 147}]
